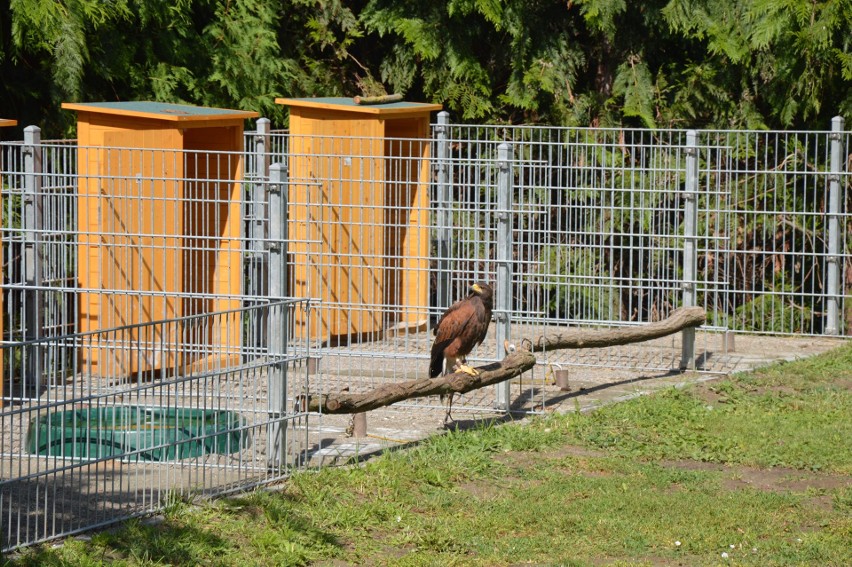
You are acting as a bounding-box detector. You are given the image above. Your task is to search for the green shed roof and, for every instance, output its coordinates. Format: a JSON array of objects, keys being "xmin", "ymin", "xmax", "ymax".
[
  {"xmin": 61, "ymin": 101, "xmax": 258, "ymax": 122},
  {"xmin": 276, "ymin": 97, "xmax": 442, "ymax": 116}
]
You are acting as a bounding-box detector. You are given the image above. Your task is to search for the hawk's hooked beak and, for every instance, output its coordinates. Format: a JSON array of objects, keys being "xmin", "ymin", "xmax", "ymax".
[{"xmin": 470, "ymin": 283, "xmax": 483, "ymax": 294}]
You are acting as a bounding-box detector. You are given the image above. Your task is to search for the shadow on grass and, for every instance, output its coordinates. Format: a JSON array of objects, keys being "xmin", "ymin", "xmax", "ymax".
[{"xmin": 4, "ymin": 491, "xmax": 345, "ymax": 566}]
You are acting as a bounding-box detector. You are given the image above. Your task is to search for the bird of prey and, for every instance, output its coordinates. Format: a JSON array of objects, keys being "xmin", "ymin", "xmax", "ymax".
[{"xmin": 429, "ymin": 282, "xmax": 494, "ymax": 423}]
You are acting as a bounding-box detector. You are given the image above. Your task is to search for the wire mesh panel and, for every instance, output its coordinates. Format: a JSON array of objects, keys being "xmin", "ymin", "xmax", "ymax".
[
  {"xmin": 1, "ymin": 137, "xmax": 80, "ymax": 400},
  {"xmin": 0, "ymin": 300, "xmax": 312, "ymax": 553},
  {"xmin": 439, "ymin": 125, "xmax": 712, "ymax": 320},
  {"xmin": 697, "ymin": 128, "xmax": 852, "ymax": 335}
]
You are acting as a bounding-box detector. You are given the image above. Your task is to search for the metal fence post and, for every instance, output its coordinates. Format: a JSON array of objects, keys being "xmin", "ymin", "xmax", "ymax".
[
  {"xmin": 680, "ymin": 131, "xmax": 698, "ymax": 370},
  {"xmin": 825, "ymin": 116, "xmax": 845, "ymax": 335},
  {"xmin": 267, "ymin": 162, "xmax": 288, "ymax": 467},
  {"xmin": 435, "ymin": 111, "xmax": 451, "ymax": 313},
  {"xmin": 248, "ymin": 118, "xmax": 271, "ymax": 352},
  {"xmin": 253, "ymin": 118, "xmax": 271, "ymax": 254},
  {"xmin": 495, "ymin": 143, "xmax": 513, "ymax": 410},
  {"xmin": 268, "ymin": 162, "xmax": 288, "ymax": 300},
  {"xmin": 255, "ymin": 117, "xmax": 271, "ymax": 179},
  {"xmin": 23, "ymin": 125, "xmax": 43, "ymax": 389}
]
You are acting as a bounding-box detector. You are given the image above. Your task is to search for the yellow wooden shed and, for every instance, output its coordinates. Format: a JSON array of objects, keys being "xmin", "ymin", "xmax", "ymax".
[
  {"xmin": 276, "ymin": 97, "xmax": 441, "ymax": 343},
  {"xmin": 0, "ymin": 118, "xmax": 17, "ymax": 403},
  {"xmin": 62, "ymin": 102, "xmax": 257, "ymax": 378}
]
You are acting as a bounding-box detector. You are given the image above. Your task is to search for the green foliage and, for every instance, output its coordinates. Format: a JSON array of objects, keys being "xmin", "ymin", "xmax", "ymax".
[
  {"xmin": 612, "ymin": 57, "xmax": 656, "ymax": 128},
  {"xmin": 1, "ymin": 0, "xmax": 850, "ymax": 136},
  {"xmin": 1, "ymin": 0, "xmax": 364, "ymax": 134},
  {"xmin": 9, "ymin": 0, "xmax": 130, "ymax": 100},
  {"xmin": 203, "ymin": 0, "xmax": 291, "ymax": 116},
  {"xmin": 662, "ymin": 0, "xmax": 852, "ymax": 127}
]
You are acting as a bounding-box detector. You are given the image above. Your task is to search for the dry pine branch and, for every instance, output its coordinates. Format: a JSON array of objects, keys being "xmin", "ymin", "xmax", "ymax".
[{"xmin": 353, "ymin": 93, "xmax": 403, "ymax": 105}]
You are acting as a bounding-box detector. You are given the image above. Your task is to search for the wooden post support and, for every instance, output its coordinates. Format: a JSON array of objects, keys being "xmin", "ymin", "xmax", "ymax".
[{"xmin": 352, "ymin": 413, "xmax": 367, "ymax": 438}]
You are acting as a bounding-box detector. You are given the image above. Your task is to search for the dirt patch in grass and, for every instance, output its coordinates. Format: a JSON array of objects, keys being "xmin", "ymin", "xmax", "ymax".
[
  {"xmin": 824, "ymin": 377, "xmax": 852, "ymax": 393},
  {"xmin": 543, "ymin": 444, "xmax": 609, "ymax": 460},
  {"xmin": 689, "ymin": 376, "xmax": 852, "ymax": 404},
  {"xmin": 461, "ymin": 445, "xmax": 612, "ymax": 498},
  {"xmin": 661, "ymin": 460, "xmax": 851, "ymax": 493},
  {"xmin": 492, "ymin": 444, "xmax": 608, "ymax": 466},
  {"xmin": 492, "ymin": 444, "xmax": 612, "ymax": 478},
  {"xmin": 457, "ymin": 478, "xmax": 509, "ymax": 501},
  {"xmin": 690, "ymin": 383, "xmax": 735, "ymax": 405}
]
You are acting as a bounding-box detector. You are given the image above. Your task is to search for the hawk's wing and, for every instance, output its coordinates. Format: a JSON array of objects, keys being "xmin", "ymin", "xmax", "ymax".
[{"xmin": 433, "ymin": 299, "xmax": 478, "ymax": 346}]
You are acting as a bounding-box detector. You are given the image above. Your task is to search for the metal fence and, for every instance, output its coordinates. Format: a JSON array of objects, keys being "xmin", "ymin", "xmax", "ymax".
[
  {"xmin": 428, "ymin": 118, "xmax": 851, "ymax": 388},
  {"xmin": 245, "ymin": 114, "xmax": 850, "ymax": 413},
  {"xmin": 0, "ymin": 133, "xmax": 318, "ymax": 552},
  {"xmin": 0, "ymin": 114, "xmax": 849, "ymax": 551},
  {"xmin": 433, "ymin": 117, "xmax": 851, "ymax": 335}
]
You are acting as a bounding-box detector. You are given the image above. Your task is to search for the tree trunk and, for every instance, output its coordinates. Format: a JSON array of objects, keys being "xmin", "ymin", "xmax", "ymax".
[{"xmin": 301, "ymin": 306, "xmax": 705, "ymax": 414}]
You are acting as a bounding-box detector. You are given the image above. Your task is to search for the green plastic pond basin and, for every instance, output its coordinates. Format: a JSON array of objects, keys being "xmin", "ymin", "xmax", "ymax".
[{"xmin": 27, "ymin": 406, "xmax": 249, "ymax": 461}]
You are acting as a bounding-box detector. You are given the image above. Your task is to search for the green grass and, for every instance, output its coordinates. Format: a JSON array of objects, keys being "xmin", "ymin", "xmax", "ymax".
[{"xmin": 6, "ymin": 343, "xmax": 852, "ymax": 566}]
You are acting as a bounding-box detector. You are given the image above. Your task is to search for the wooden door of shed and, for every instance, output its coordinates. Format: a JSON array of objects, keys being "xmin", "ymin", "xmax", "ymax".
[
  {"xmin": 288, "ymin": 114, "xmax": 385, "ymax": 343},
  {"xmin": 77, "ymin": 126, "xmax": 186, "ymax": 377}
]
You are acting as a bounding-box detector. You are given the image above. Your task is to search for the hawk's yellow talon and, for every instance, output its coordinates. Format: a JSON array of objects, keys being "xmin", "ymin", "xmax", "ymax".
[{"xmin": 457, "ymin": 364, "xmax": 480, "ymax": 376}]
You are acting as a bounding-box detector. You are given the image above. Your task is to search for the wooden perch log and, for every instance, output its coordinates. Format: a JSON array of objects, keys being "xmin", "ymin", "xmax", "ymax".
[
  {"xmin": 301, "ymin": 306, "xmax": 705, "ymax": 414},
  {"xmin": 353, "ymin": 93, "xmax": 403, "ymax": 105},
  {"xmin": 529, "ymin": 306, "xmax": 706, "ymax": 352},
  {"xmin": 303, "ymin": 349, "xmax": 537, "ymax": 414}
]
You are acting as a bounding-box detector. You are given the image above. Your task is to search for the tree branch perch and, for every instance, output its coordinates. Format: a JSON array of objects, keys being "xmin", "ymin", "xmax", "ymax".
[
  {"xmin": 528, "ymin": 306, "xmax": 706, "ymax": 351},
  {"xmin": 301, "ymin": 306, "xmax": 705, "ymax": 414}
]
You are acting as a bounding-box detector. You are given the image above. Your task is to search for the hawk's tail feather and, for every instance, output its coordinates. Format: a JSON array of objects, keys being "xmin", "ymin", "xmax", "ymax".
[{"xmin": 429, "ymin": 351, "xmax": 444, "ymax": 379}]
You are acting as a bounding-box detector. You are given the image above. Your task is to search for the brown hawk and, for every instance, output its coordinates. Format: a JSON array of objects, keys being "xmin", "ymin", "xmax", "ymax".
[{"xmin": 429, "ymin": 282, "xmax": 494, "ymax": 423}]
